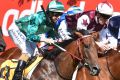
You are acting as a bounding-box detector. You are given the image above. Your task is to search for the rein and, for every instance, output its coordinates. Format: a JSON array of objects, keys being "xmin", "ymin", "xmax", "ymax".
[
  {"xmin": 65, "ymin": 35, "xmax": 92, "ymax": 61},
  {"xmin": 54, "ymin": 38, "xmax": 84, "ymax": 80},
  {"xmin": 65, "ymin": 38, "xmax": 83, "ymax": 61}
]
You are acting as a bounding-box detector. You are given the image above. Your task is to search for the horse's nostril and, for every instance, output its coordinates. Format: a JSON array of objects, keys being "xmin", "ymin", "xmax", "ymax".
[
  {"xmin": 90, "ymin": 67, "xmax": 100, "ymax": 76},
  {"xmin": 93, "ymin": 66, "xmax": 99, "ymax": 70}
]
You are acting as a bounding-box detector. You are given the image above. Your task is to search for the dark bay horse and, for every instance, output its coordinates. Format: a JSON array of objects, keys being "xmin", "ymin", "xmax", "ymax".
[
  {"xmin": 0, "ymin": 35, "xmax": 100, "ymax": 80},
  {"xmin": 76, "ymin": 47, "xmax": 120, "ymax": 80}
]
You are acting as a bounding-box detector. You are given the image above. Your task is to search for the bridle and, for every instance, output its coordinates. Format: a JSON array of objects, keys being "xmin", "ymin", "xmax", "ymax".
[{"xmin": 65, "ymin": 38, "xmax": 83, "ymax": 61}]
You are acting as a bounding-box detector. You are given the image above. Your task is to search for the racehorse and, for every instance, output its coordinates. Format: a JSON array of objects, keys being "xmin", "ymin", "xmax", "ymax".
[
  {"xmin": 0, "ymin": 35, "xmax": 100, "ymax": 80},
  {"xmin": 75, "ymin": 46, "xmax": 120, "ymax": 80},
  {"xmin": 30, "ymin": 35, "xmax": 100, "ymax": 80}
]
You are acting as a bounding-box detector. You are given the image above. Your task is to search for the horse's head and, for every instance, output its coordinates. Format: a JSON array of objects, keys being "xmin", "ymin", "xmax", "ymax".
[
  {"xmin": 54, "ymin": 34, "xmax": 100, "ymax": 79},
  {"xmin": 79, "ymin": 35, "xmax": 100, "ymax": 76}
]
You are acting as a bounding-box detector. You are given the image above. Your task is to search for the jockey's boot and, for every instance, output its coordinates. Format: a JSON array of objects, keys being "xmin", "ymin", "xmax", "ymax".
[{"xmin": 12, "ymin": 60, "xmax": 26, "ymax": 80}]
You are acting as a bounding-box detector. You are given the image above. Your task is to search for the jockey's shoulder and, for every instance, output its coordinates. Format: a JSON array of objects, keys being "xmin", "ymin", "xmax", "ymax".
[{"xmin": 15, "ymin": 11, "xmax": 45, "ymax": 23}]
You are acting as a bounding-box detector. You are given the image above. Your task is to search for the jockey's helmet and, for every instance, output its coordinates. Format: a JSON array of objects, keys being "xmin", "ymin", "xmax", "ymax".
[
  {"xmin": 47, "ymin": 1, "xmax": 64, "ymax": 13},
  {"xmin": 67, "ymin": 6, "xmax": 82, "ymax": 15},
  {"xmin": 96, "ymin": 2, "xmax": 113, "ymax": 19},
  {"xmin": 46, "ymin": 1, "xmax": 64, "ymax": 24}
]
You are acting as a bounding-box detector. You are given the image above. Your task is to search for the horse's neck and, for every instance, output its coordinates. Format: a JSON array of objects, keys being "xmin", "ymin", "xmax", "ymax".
[
  {"xmin": 107, "ymin": 50, "xmax": 120, "ymax": 65},
  {"xmin": 54, "ymin": 40, "xmax": 80, "ymax": 79},
  {"xmin": 100, "ymin": 50, "xmax": 120, "ymax": 80}
]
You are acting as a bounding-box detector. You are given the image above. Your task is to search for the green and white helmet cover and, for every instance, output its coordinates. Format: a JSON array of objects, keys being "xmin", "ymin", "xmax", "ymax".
[{"xmin": 47, "ymin": 1, "xmax": 64, "ymax": 12}]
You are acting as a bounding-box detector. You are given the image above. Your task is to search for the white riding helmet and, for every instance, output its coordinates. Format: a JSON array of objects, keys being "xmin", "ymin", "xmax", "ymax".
[{"xmin": 96, "ymin": 2, "xmax": 113, "ymax": 16}]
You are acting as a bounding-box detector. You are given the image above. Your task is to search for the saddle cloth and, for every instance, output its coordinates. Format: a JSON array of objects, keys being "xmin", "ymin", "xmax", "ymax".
[{"xmin": 0, "ymin": 56, "xmax": 43, "ymax": 80}]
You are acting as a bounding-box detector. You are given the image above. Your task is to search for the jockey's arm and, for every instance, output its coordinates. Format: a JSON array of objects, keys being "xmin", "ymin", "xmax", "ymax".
[
  {"xmin": 107, "ymin": 32, "xmax": 118, "ymax": 50},
  {"xmin": 27, "ymin": 33, "xmax": 55, "ymax": 45},
  {"xmin": 96, "ymin": 32, "xmax": 118, "ymax": 51},
  {"xmin": 27, "ymin": 34, "xmax": 40, "ymax": 42},
  {"xmin": 58, "ymin": 20, "xmax": 72, "ymax": 40}
]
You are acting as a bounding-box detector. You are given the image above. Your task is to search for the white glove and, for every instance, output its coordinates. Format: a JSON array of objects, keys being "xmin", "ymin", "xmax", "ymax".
[
  {"xmin": 107, "ymin": 37, "xmax": 117, "ymax": 50},
  {"xmin": 96, "ymin": 41, "xmax": 111, "ymax": 50},
  {"xmin": 108, "ymin": 42, "xmax": 117, "ymax": 50},
  {"xmin": 41, "ymin": 38, "xmax": 54, "ymax": 44}
]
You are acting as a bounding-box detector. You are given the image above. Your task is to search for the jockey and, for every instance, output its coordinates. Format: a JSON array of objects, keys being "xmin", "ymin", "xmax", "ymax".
[
  {"xmin": 8, "ymin": 0, "xmax": 64, "ymax": 80},
  {"xmin": 77, "ymin": 2, "xmax": 120, "ymax": 51},
  {"xmin": 77, "ymin": 2, "xmax": 114, "ymax": 51},
  {"xmin": 56, "ymin": 5, "xmax": 83, "ymax": 40}
]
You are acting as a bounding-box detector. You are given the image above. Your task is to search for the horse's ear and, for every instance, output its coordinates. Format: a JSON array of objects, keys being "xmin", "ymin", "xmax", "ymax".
[
  {"xmin": 90, "ymin": 31, "xmax": 99, "ymax": 41},
  {"xmin": 95, "ymin": 42, "xmax": 106, "ymax": 57}
]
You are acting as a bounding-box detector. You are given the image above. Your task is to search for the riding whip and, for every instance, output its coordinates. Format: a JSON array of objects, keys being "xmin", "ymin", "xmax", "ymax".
[{"xmin": 52, "ymin": 43, "xmax": 67, "ymax": 52}]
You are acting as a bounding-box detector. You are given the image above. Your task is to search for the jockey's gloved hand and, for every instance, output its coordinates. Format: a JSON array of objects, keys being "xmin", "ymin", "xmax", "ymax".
[
  {"xmin": 95, "ymin": 41, "xmax": 111, "ymax": 51},
  {"xmin": 42, "ymin": 38, "xmax": 54, "ymax": 44},
  {"xmin": 54, "ymin": 38, "xmax": 63, "ymax": 43}
]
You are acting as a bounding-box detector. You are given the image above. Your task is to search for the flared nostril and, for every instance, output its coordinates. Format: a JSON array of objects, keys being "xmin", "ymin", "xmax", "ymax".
[{"xmin": 90, "ymin": 66, "xmax": 100, "ymax": 76}]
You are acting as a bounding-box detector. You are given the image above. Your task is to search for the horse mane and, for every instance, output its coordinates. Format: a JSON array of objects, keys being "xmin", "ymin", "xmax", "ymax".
[{"xmin": 105, "ymin": 49, "xmax": 120, "ymax": 57}]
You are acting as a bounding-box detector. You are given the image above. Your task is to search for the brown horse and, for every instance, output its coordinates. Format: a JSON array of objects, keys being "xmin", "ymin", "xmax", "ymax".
[
  {"xmin": 76, "ymin": 46, "xmax": 120, "ymax": 80},
  {"xmin": 30, "ymin": 35, "xmax": 100, "ymax": 80},
  {"xmin": 0, "ymin": 35, "xmax": 100, "ymax": 80}
]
